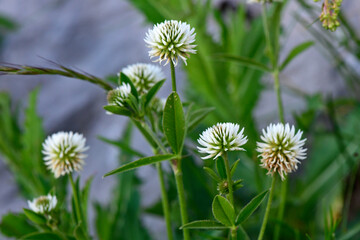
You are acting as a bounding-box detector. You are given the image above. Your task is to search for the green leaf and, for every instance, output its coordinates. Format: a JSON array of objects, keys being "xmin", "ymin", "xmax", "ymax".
[
  {"xmin": 233, "ymin": 179, "xmax": 244, "ymax": 191},
  {"xmin": 212, "ymin": 195, "xmax": 235, "ymax": 227},
  {"xmin": 216, "ymin": 54, "xmax": 271, "ymax": 72},
  {"xmin": 181, "ymin": 220, "xmax": 227, "ymax": 229},
  {"xmin": 98, "ymin": 136, "xmax": 145, "ymax": 157},
  {"xmin": 23, "ymin": 209, "xmax": 47, "ymax": 225},
  {"xmin": 21, "ymin": 232, "xmax": 63, "ymax": 240},
  {"xmin": 22, "ymin": 88, "xmax": 45, "ymax": 177},
  {"xmin": 0, "ymin": 213, "xmax": 37, "ymax": 238},
  {"xmin": 339, "ymin": 222, "xmax": 360, "ymax": 240},
  {"xmin": 216, "ymin": 158, "xmax": 227, "ymax": 179},
  {"xmin": 280, "ymin": 41, "xmax": 314, "ymax": 71},
  {"xmin": 103, "ymin": 154, "xmax": 176, "ymax": 177},
  {"xmin": 0, "ymin": 15, "xmax": 18, "ymax": 31},
  {"xmin": 81, "ymin": 176, "xmax": 94, "ymax": 226},
  {"xmin": 119, "ymin": 73, "xmax": 139, "ymax": 99},
  {"xmin": 203, "ymin": 167, "xmax": 221, "ymax": 182},
  {"xmin": 235, "ymin": 190, "xmax": 269, "ymax": 225},
  {"xmin": 144, "ymin": 80, "xmax": 165, "ymax": 107},
  {"xmin": 187, "ymin": 107, "xmax": 215, "ymax": 131},
  {"xmin": 163, "ymin": 92, "xmax": 185, "ymax": 154},
  {"xmin": 103, "ymin": 105, "xmax": 132, "ymax": 116},
  {"xmin": 230, "ymin": 159, "xmax": 240, "ymax": 177},
  {"xmin": 74, "ymin": 224, "xmax": 88, "ymax": 240}
]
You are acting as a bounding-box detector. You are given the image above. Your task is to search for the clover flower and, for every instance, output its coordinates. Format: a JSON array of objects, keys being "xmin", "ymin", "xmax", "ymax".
[
  {"xmin": 42, "ymin": 131, "xmax": 88, "ymax": 178},
  {"xmin": 28, "ymin": 194, "xmax": 57, "ymax": 214},
  {"xmin": 107, "ymin": 82, "xmax": 131, "ymax": 107},
  {"xmin": 121, "ymin": 63, "xmax": 164, "ymax": 94},
  {"xmin": 197, "ymin": 123, "xmax": 248, "ymax": 159},
  {"xmin": 257, "ymin": 123, "xmax": 307, "ymax": 180},
  {"xmin": 144, "ymin": 20, "xmax": 196, "ymax": 66}
]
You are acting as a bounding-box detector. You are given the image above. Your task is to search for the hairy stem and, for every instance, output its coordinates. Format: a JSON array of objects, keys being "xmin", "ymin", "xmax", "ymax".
[
  {"xmin": 223, "ymin": 152, "xmax": 234, "ymax": 205},
  {"xmin": 156, "ymin": 162, "xmax": 174, "ymax": 240},
  {"xmin": 172, "ymin": 159, "xmax": 190, "ymax": 240},
  {"xmin": 170, "ymin": 60, "xmax": 177, "ymax": 92},
  {"xmin": 258, "ymin": 176, "xmax": 276, "ymax": 240},
  {"xmin": 224, "ymin": 152, "xmax": 237, "ymax": 240}
]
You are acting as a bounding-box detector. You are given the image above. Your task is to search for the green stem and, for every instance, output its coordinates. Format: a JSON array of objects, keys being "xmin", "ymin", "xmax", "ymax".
[
  {"xmin": 273, "ymin": 70, "xmax": 285, "ymax": 123},
  {"xmin": 224, "ymin": 153, "xmax": 237, "ymax": 240},
  {"xmin": 69, "ymin": 174, "xmax": 85, "ymax": 230},
  {"xmin": 133, "ymin": 120, "xmax": 173, "ymax": 240},
  {"xmin": 273, "ymin": 69, "xmax": 286, "ymax": 240},
  {"xmin": 261, "ymin": 4, "xmax": 274, "ymax": 67},
  {"xmin": 172, "ymin": 159, "xmax": 190, "ymax": 240},
  {"xmin": 156, "ymin": 162, "xmax": 174, "ymax": 240},
  {"xmin": 342, "ymin": 162, "xmax": 359, "ymax": 232},
  {"xmin": 258, "ymin": 176, "xmax": 276, "ymax": 240},
  {"xmin": 223, "ymin": 152, "xmax": 234, "ymax": 205},
  {"xmin": 231, "ymin": 227, "xmax": 237, "ymax": 240},
  {"xmin": 170, "ymin": 60, "xmax": 177, "ymax": 92},
  {"xmin": 274, "ymin": 177, "xmax": 287, "ymax": 240}
]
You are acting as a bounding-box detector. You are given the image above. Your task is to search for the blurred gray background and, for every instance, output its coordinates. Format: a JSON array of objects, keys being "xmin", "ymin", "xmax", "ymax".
[{"xmin": 0, "ymin": 0, "xmax": 359, "ymax": 239}]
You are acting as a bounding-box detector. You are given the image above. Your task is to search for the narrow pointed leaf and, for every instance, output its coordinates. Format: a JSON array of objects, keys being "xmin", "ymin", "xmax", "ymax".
[
  {"xmin": 103, "ymin": 105, "xmax": 132, "ymax": 116},
  {"xmin": 216, "ymin": 158, "xmax": 227, "ymax": 179},
  {"xmin": 230, "ymin": 159, "xmax": 240, "ymax": 177},
  {"xmin": 98, "ymin": 136, "xmax": 145, "ymax": 157},
  {"xmin": 187, "ymin": 107, "xmax": 215, "ymax": 131},
  {"xmin": 216, "ymin": 54, "xmax": 271, "ymax": 72},
  {"xmin": 20, "ymin": 232, "xmax": 63, "ymax": 240},
  {"xmin": 203, "ymin": 167, "xmax": 221, "ymax": 182},
  {"xmin": 235, "ymin": 190, "xmax": 269, "ymax": 225},
  {"xmin": 103, "ymin": 154, "xmax": 176, "ymax": 177},
  {"xmin": 212, "ymin": 195, "xmax": 235, "ymax": 227},
  {"xmin": 280, "ymin": 41, "xmax": 314, "ymax": 71},
  {"xmin": 119, "ymin": 73, "xmax": 139, "ymax": 99},
  {"xmin": 163, "ymin": 92, "xmax": 185, "ymax": 154},
  {"xmin": 181, "ymin": 220, "xmax": 228, "ymax": 229},
  {"xmin": 23, "ymin": 209, "xmax": 46, "ymax": 225},
  {"xmin": 145, "ymin": 79, "xmax": 165, "ymax": 107}
]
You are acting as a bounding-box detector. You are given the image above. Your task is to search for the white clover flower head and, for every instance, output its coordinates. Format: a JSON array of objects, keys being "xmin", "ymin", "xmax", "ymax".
[
  {"xmin": 144, "ymin": 20, "xmax": 196, "ymax": 66},
  {"xmin": 197, "ymin": 123, "xmax": 248, "ymax": 160},
  {"xmin": 122, "ymin": 63, "xmax": 164, "ymax": 94},
  {"xmin": 27, "ymin": 194, "xmax": 57, "ymax": 214},
  {"xmin": 257, "ymin": 123, "xmax": 307, "ymax": 180},
  {"xmin": 107, "ymin": 82, "xmax": 131, "ymax": 107},
  {"xmin": 42, "ymin": 131, "xmax": 89, "ymax": 178}
]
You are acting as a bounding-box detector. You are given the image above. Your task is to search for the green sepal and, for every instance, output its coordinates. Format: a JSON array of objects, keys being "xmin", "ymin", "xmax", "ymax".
[{"xmin": 103, "ymin": 105, "xmax": 132, "ymax": 117}]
